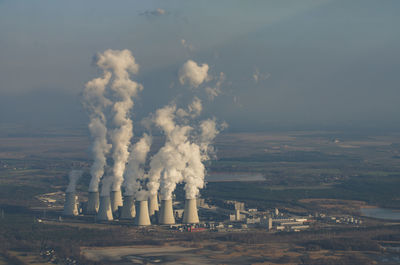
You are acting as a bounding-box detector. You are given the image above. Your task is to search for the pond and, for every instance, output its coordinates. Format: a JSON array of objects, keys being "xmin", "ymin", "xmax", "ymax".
[
  {"xmin": 206, "ymin": 172, "xmax": 265, "ymax": 182},
  {"xmin": 360, "ymin": 207, "xmax": 400, "ymax": 221}
]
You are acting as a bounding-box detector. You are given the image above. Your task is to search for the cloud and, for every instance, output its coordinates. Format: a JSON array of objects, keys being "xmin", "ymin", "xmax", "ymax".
[
  {"xmin": 178, "ymin": 60, "xmax": 209, "ymax": 88},
  {"xmin": 176, "ymin": 97, "xmax": 202, "ymax": 118},
  {"xmin": 181, "ymin": 39, "xmax": 194, "ymax": 51},
  {"xmin": 253, "ymin": 68, "xmax": 270, "ymax": 83},
  {"xmin": 140, "ymin": 8, "xmax": 167, "ymax": 17},
  {"xmin": 205, "ymin": 72, "xmax": 225, "ymax": 100}
]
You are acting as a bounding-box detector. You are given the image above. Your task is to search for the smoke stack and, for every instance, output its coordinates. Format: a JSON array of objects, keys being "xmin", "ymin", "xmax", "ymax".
[
  {"xmin": 85, "ymin": 191, "xmax": 99, "ymax": 214},
  {"xmin": 148, "ymin": 194, "xmax": 159, "ymax": 216},
  {"xmin": 159, "ymin": 199, "xmax": 175, "ymax": 225},
  {"xmin": 120, "ymin": 196, "xmax": 135, "ymax": 219},
  {"xmin": 63, "ymin": 192, "xmax": 78, "ymax": 216},
  {"xmin": 110, "ymin": 190, "xmax": 123, "ymax": 213},
  {"xmin": 97, "ymin": 196, "xmax": 113, "ymax": 221},
  {"xmin": 183, "ymin": 199, "xmax": 199, "ymax": 224},
  {"xmin": 135, "ymin": 200, "xmax": 151, "ymax": 226}
]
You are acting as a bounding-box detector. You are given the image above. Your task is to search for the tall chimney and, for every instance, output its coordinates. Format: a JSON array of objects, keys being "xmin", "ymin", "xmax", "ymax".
[
  {"xmin": 97, "ymin": 196, "xmax": 113, "ymax": 221},
  {"xmin": 159, "ymin": 199, "xmax": 175, "ymax": 225},
  {"xmin": 183, "ymin": 198, "xmax": 199, "ymax": 224},
  {"xmin": 63, "ymin": 192, "xmax": 78, "ymax": 216},
  {"xmin": 85, "ymin": 191, "xmax": 99, "ymax": 214},
  {"xmin": 148, "ymin": 194, "xmax": 159, "ymax": 216},
  {"xmin": 110, "ymin": 190, "xmax": 123, "ymax": 213},
  {"xmin": 120, "ymin": 195, "xmax": 135, "ymax": 219},
  {"xmin": 135, "ymin": 200, "xmax": 151, "ymax": 226}
]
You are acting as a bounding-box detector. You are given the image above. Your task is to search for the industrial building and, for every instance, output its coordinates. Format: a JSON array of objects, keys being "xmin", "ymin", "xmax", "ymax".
[{"xmin": 63, "ymin": 191, "xmax": 202, "ymax": 226}]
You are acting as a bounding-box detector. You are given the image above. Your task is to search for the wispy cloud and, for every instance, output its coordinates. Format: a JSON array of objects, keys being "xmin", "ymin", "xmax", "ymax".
[{"xmin": 139, "ymin": 8, "xmax": 167, "ymax": 17}]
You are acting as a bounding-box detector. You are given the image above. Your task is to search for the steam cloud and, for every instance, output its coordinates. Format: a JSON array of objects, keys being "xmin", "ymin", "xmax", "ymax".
[
  {"xmin": 148, "ymin": 102, "xmax": 194, "ymax": 200},
  {"xmin": 179, "ymin": 60, "xmax": 209, "ymax": 88},
  {"xmin": 147, "ymin": 97, "xmax": 224, "ymax": 200},
  {"xmin": 124, "ymin": 133, "xmax": 152, "ymax": 196},
  {"xmin": 96, "ymin": 49, "xmax": 142, "ymax": 194},
  {"xmin": 82, "ymin": 49, "xmax": 143, "ymax": 196},
  {"xmin": 83, "ymin": 70, "xmax": 112, "ymax": 192},
  {"xmin": 66, "ymin": 170, "xmax": 83, "ymax": 193},
  {"xmin": 80, "ymin": 50, "xmax": 225, "ymax": 205}
]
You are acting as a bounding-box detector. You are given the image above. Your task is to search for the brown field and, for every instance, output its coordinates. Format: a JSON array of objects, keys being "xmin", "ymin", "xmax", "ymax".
[{"xmin": 1, "ymin": 129, "xmax": 400, "ymax": 264}]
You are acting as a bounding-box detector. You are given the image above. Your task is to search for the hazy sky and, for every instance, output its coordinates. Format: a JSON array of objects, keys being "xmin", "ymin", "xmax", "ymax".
[{"xmin": 0, "ymin": 0, "xmax": 399, "ymax": 132}]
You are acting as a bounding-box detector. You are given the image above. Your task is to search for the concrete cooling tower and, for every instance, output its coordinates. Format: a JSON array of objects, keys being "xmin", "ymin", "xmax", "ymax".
[
  {"xmin": 159, "ymin": 199, "xmax": 175, "ymax": 225},
  {"xmin": 120, "ymin": 195, "xmax": 135, "ymax": 219},
  {"xmin": 97, "ymin": 196, "xmax": 113, "ymax": 221},
  {"xmin": 148, "ymin": 194, "xmax": 159, "ymax": 216},
  {"xmin": 110, "ymin": 190, "xmax": 123, "ymax": 213},
  {"xmin": 63, "ymin": 192, "xmax": 78, "ymax": 216},
  {"xmin": 85, "ymin": 191, "xmax": 99, "ymax": 214},
  {"xmin": 183, "ymin": 199, "xmax": 199, "ymax": 224},
  {"xmin": 135, "ymin": 200, "xmax": 151, "ymax": 226}
]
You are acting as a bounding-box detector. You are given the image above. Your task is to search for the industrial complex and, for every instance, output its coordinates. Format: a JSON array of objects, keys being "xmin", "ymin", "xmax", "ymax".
[{"xmin": 61, "ymin": 190, "xmax": 365, "ymax": 233}]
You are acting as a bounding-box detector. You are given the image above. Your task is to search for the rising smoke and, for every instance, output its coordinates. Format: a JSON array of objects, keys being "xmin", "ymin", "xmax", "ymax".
[
  {"xmin": 83, "ymin": 71, "xmax": 112, "ymax": 192},
  {"xmin": 147, "ymin": 96, "xmax": 224, "ymax": 200},
  {"xmin": 96, "ymin": 49, "xmax": 143, "ymax": 194},
  {"xmin": 75, "ymin": 50, "xmax": 225, "ymax": 206},
  {"xmin": 124, "ymin": 133, "xmax": 152, "ymax": 196},
  {"xmin": 66, "ymin": 170, "xmax": 83, "ymax": 193}
]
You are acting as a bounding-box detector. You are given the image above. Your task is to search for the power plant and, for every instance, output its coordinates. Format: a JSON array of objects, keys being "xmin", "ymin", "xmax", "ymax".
[
  {"xmin": 110, "ymin": 190, "xmax": 123, "ymax": 213},
  {"xmin": 135, "ymin": 200, "xmax": 151, "ymax": 226},
  {"xmin": 183, "ymin": 199, "xmax": 199, "ymax": 224},
  {"xmin": 148, "ymin": 194, "xmax": 159, "ymax": 216},
  {"xmin": 61, "ymin": 49, "xmax": 221, "ymax": 228},
  {"xmin": 63, "ymin": 192, "xmax": 203, "ymax": 226},
  {"xmin": 97, "ymin": 195, "xmax": 113, "ymax": 221},
  {"xmin": 159, "ymin": 199, "xmax": 175, "ymax": 225},
  {"xmin": 63, "ymin": 192, "xmax": 78, "ymax": 216},
  {"xmin": 120, "ymin": 195, "xmax": 135, "ymax": 219},
  {"xmin": 85, "ymin": 191, "xmax": 99, "ymax": 214}
]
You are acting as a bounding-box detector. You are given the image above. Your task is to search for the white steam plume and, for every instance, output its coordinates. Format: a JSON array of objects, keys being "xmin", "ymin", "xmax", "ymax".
[
  {"xmin": 66, "ymin": 170, "xmax": 83, "ymax": 193},
  {"xmin": 147, "ymin": 103, "xmax": 194, "ymax": 200},
  {"xmin": 124, "ymin": 133, "xmax": 152, "ymax": 196},
  {"xmin": 198, "ymin": 118, "xmax": 225, "ymax": 161},
  {"xmin": 147, "ymin": 98, "xmax": 213, "ymax": 200},
  {"xmin": 83, "ymin": 71, "xmax": 112, "ymax": 192},
  {"xmin": 181, "ymin": 117, "xmax": 226, "ymax": 199},
  {"xmin": 179, "ymin": 60, "xmax": 209, "ymax": 88},
  {"xmin": 96, "ymin": 49, "xmax": 143, "ymax": 193},
  {"xmin": 146, "ymin": 104, "xmax": 179, "ymax": 199},
  {"xmin": 181, "ymin": 142, "xmax": 205, "ymax": 199},
  {"xmin": 185, "ymin": 118, "xmax": 227, "ymax": 197}
]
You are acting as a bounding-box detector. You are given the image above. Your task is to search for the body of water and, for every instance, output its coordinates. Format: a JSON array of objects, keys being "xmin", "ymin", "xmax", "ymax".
[
  {"xmin": 206, "ymin": 172, "xmax": 265, "ymax": 182},
  {"xmin": 361, "ymin": 207, "xmax": 400, "ymax": 221}
]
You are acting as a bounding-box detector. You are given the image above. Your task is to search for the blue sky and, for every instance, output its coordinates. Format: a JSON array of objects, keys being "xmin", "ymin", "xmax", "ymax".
[{"xmin": 0, "ymin": 0, "xmax": 399, "ymax": 131}]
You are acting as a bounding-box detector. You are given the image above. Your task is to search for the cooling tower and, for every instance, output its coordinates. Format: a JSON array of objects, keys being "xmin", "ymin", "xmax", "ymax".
[
  {"xmin": 148, "ymin": 194, "xmax": 159, "ymax": 216},
  {"xmin": 97, "ymin": 196, "xmax": 113, "ymax": 221},
  {"xmin": 110, "ymin": 190, "xmax": 123, "ymax": 213},
  {"xmin": 134, "ymin": 200, "xmax": 151, "ymax": 226},
  {"xmin": 120, "ymin": 195, "xmax": 136, "ymax": 219},
  {"xmin": 85, "ymin": 191, "xmax": 99, "ymax": 214},
  {"xmin": 63, "ymin": 192, "xmax": 78, "ymax": 216},
  {"xmin": 159, "ymin": 199, "xmax": 175, "ymax": 225},
  {"xmin": 183, "ymin": 199, "xmax": 199, "ymax": 224}
]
